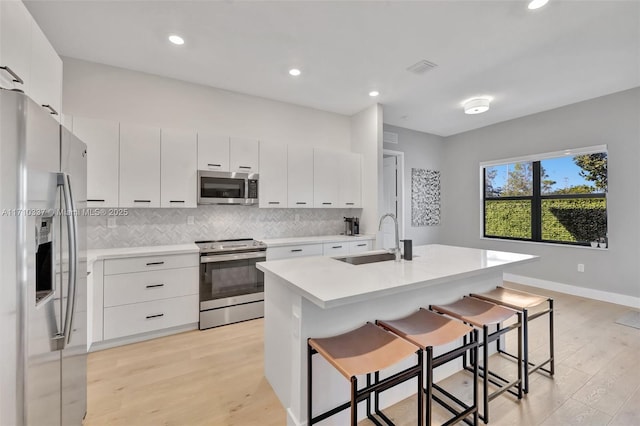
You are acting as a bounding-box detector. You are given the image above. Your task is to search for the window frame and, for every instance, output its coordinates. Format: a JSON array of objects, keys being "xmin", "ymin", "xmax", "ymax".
[{"xmin": 480, "ymin": 145, "xmax": 608, "ymax": 246}]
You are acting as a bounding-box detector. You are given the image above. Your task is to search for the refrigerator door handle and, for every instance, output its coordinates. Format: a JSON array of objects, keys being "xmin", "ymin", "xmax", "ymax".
[{"xmin": 58, "ymin": 173, "xmax": 78, "ymax": 347}]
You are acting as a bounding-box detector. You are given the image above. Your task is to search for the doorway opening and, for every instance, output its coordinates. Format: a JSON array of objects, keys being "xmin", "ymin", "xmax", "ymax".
[{"xmin": 381, "ymin": 149, "xmax": 405, "ymax": 249}]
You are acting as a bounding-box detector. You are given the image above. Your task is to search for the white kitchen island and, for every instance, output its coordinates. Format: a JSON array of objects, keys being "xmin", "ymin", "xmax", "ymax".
[{"xmin": 256, "ymin": 244, "xmax": 538, "ymax": 426}]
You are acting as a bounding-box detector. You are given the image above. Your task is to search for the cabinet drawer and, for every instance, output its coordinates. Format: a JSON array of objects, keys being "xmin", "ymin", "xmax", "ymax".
[
  {"xmin": 349, "ymin": 240, "xmax": 372, "ymax": 254},
  {"xmin": 103, "ymin": 295, "xmax": 198, "ymax": 340},
  {"xmin": 104, "ymin": 267, "xmax": 198, "ymax": 307},
  {"xmin": 267, "ymin": 244, "xmax": 323, "ymax": 260},
  {"xmin": 322, "ymin": 242, "xmax": 349, "ymax": 256},
  {"xmin": 104, "ymin": 253, "xmax": 198, "ymax": 275}
]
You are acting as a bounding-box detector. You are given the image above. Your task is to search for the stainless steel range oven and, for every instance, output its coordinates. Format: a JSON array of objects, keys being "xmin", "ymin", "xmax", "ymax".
[{"xmin": 196, "ymin": 239, "xmax": 267, "ymax": 329}]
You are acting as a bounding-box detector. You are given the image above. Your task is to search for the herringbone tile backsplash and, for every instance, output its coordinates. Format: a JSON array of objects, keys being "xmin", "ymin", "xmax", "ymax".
[{"xmin": 87, "ymin": 206, "xmax": 360, "ymax": 249}]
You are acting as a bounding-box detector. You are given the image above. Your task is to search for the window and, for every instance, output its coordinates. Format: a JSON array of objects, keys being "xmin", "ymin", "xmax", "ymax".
[{"xmin": 482, "ymin": 147, "xmax": 607, "ymax": 246}]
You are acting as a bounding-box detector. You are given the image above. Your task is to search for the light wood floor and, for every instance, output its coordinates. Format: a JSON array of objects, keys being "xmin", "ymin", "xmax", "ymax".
[{"xmin": 85, "ymin": 283, "xmax": 640, "ymax": 425}]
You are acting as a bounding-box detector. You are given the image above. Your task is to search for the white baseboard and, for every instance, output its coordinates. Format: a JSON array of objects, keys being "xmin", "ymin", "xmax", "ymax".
[
  {"xmin": 89, "ymin": 323, "xmax": 199, "ymax": 352},
  {"xmin": 504, "ymin": 273, "xmax": 640, "ymax": 308}
]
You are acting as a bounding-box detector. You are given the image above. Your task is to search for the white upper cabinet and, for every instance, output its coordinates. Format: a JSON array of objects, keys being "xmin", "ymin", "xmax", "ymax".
[
  {"xmin": 339, "ymin": 152, "xmax": 362, "ymax": 208},
  {"xmin": 161, "ymin": 128, "xmax": 197, "ymax": 208},
  {"xmin": 230, "ymin": 137, "xmax": 259, "ymax": 173},
  {"xmin": 72, "ymin": 117, "xmax": 120, "ymax": 207},
  {"xmin": 259, "ymin": 141, "xmax": 287, "ymax": 208},
  {"xmin": 197, "ymin": 132, "xmax": 229, "ymax": 171},
  {"xmin": 29, "ymin": 21, "xmax": 62, "ymax": 122},
  {"xmin": 313, "ymin": 149, "xmax": 340, "ymax": 208},
  {"xmin": 287, "ymin": 145, "xmax": 314, "ymax": 208},
  {"xmin": 0, "ymin": 0, "xmax": 31, "ymax": 93},
  {"xmin": 119, "ymin": 124, "xmax": 161, "ymax": 208}
]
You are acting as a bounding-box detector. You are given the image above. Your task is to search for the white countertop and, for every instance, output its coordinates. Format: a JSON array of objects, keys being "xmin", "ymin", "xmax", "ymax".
[
  {"xmin": 257, "ymin": 244, "xmax": 538, "ymax": 309},
  {"xmin": 87, "ymin": 243, "xmax": 199, "ymax": 264},
  {"xmin": 260, "ymin": 234, "xmax": 375, "ymax": 247}
]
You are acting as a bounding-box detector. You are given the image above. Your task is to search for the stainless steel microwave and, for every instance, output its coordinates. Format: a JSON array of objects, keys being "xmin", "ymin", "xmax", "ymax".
[{"xmin": 198, "ymin": 170, "xmax": 259, "ymax": 205}]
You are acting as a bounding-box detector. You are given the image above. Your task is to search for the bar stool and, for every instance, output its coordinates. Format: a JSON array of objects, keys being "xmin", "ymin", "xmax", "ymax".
[
  {"xmin": 377, "ymin": 308, "xmax": 479, "ymax": 426},
  {"xmin": 308, "ymin": 322, "xmax": 424, "ymax": 425},
  {"xmin": 470, "ymin": 286, "xmax": 554, "ymax": 393},
  {"xmin": 430, "ymin": 297, "xmax": 523, "ymax": 424}
]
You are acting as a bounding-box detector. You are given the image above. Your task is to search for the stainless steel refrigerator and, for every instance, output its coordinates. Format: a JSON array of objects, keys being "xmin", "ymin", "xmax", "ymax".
[{"xmin": 0, "ymin": 88, "xmax": 87, "ymax": 426}]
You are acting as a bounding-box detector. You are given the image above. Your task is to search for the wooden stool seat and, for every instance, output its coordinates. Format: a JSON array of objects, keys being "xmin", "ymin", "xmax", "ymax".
[
  {"xmin": 308, "ymin": 322, "xmax": 424, "ymax": 425},
  {"xmin": 377, "ymin": 308, "xmax": 473, "ymax": 349},
  {"xmin": 471, "ymin": 286, "xmax": 548, "ymax": 310},
  {"xmin": 308, "ymin": 322, "xmax": 419, "ymax": 380},
  {"xmin": 470, "ymin": 285, "xmax": 555, "ymax": 395},
  {"xmin": 430, "ymin": 297, "xmax": 523, "ymax": 423},
  {"xmin": 431, "ymin": 296, "xmax": 518, "ymax": 328},
  {"xmin": 378, "ymin": 308, "xmax": 479, "ymax": 425}
]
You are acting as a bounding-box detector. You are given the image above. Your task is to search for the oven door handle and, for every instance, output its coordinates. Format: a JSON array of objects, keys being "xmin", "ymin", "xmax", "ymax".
[{"xmin": 200, "ymin": 251, "xmax": 266, "ymax": 264}]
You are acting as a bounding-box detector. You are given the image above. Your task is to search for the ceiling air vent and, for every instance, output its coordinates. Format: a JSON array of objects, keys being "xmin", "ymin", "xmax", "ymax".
[
  {"xmin": 383, "ymin": 131, "xmax": 398, "ymax": 144},
  {"xmin": 406, "ymin": 60, "xmax": 438, "ymax": 75}
]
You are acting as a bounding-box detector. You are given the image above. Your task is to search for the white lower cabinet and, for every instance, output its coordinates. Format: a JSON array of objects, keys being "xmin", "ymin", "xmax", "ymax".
[
  {"xmin": 104, "ymin": 295, "xmax": 198, "ymax": 341},
  {"xmin": 267, "ymin": 244, "xmax": 323, "ymax": 260},
  {"xmin": 96, "ymin": 252, "xmax": 199, "ymax": 346},
  {"xmin": 322, "ymin": 242, "xmax": 349, "ymax": 256},
  {"xmin": 348, "ymin": 240, "xmax": 372, "ymax": 253}
]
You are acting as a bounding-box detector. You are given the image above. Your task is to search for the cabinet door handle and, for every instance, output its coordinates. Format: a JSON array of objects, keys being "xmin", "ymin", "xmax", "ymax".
[
  {"xmin": 357, "ymin": 243, "xmax": 367, "ymax": 247},
  {"xmin": 134, "ymin": 200, "xmax": 151, "ymax": 203},
  {"xmin": 346, "ymin": 202, "xmax": 355, "ymax": 206},
  {"xmin": 0, "ymin": 65, "xmax": 24, "ymax": 84},
  {"xmin": 296, "ymin": 202, "xmax": 306, "ymax": 205},
  {"xmin": 145, "ymin": 284, "xmax": 165, "ymax": 289},
  {"xmin": 332, "ymin": 245, "xmax": 343, "ymax": 249},
  {"xmin": 268, "ymin": 201, "xmax": 280, "ymax": 205},
  {"xmin": 42, "ymin": 104, "xmax": 59, "ymax": 116},
  {"xmin": 145, "ymin": 313, "xmax": 164, "ymax": 319},
  {"xmin": 169, "ymin": 200, "xmax": 185, "ymax": 203},
  {"xmin": 146, "ymin": 261, "xmax": 165, "ymax": 266},
  {"xmin": 87, "ymin": 199, "xmax": 105, "ymax": 202},
  {"xmin": 322, "ymin": 202, "xmax": 332, "ymax": 205},
  {"xmin": 290, "ymin": 249, "xmax": 303, "ymax": 252},
  {"xmin": 208, "ymin": 163, "xmax": 221, "ymax": 167},
  {"xmin": 239, "ymin": 166, "xmax": 251, "ymax": 169}
]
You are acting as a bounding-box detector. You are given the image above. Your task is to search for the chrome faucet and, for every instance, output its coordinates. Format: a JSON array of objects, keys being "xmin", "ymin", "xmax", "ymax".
[{"xmin": 378, "ymin": 213, "xmax": 401, "ymax": 262}]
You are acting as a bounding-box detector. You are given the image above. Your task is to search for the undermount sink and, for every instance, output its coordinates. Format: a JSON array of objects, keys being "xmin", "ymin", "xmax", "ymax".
[{"xmin": 334, "ymin": 252, "xmax": 396, "ymax": 265}]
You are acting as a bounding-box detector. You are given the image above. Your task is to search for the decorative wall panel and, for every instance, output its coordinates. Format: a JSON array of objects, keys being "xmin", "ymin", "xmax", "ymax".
[{"xmin": 411, "ymin": 168, "xmax": 440, "ymax": 226}]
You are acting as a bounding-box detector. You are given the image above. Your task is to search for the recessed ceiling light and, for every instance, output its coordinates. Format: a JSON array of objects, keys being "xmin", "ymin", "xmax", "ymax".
[
  {"xmin": 463, "ymin": 98, "xmax": 491, "ymax": 115},
  {"xmin": 528, "ymin": 0, "xmax": 549, "ymax": 10},
  {"xmin": 369, "ymin": 91, "xmax": 379, "ymax": 97},
  {"xmin": 289, "ymin": 68, "xmax": 301, "ymax": 76},
  {"xmin": 168, "ymin": 35, "xmax": 185, "ymax": 45}
]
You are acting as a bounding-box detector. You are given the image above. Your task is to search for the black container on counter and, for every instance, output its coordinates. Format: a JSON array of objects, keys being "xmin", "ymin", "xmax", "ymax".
[{"xmin": 401, "ymin": 239, "xmax": 412, "ymax": 261}]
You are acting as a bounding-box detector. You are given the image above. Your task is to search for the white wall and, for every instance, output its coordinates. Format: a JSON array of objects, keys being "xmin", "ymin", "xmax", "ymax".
[
  {"xmin": 351, "ymin": 104, "xmax": 383, "ymax": 239},
  {"xmin": 383, "ymin": 124, "xmax": 445, "ymax": 245},
  {"xmin": 62, "ymin": 57, "xmax": 351, "ymax": 150},
  {"xmin": 441, "ymin": 88, "xmax": 640, "ymax": 298}
]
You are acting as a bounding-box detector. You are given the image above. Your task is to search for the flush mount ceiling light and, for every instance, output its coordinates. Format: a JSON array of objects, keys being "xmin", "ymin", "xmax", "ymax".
[
  {"xmin": 528, "ymin": 0, "xmax": 549, "ymax": 10},
  {"xmin": 463, "ymin": 98, "xmax": 491, "ymax": 115},
  {"xmin": 369, "ymin": 91, "xmax": 380, "ymax": 97},
  {"xmin": 289, "ymin": 68, "xmax": 301, "ymax": 76},
  {"xmin": 168, "ymin": 34, "xmax": 185, "ymax": 45}
]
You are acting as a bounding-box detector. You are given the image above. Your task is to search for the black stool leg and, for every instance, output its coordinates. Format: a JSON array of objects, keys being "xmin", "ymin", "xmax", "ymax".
[
  {"xmin": 351, "ymin": 376, "xmax": 358, "ymax": 426},
  {"xmin": 549, "ymin": 299, "xmax": 555, "ymax": 375},
  {"xmin": 307, "ymin": 342, "xmax": 313, "ymax": 425},
  {"xmin": 418, "ymin": 350, "xmax": 424, "ymax": 426},
  {"xmin": 482, "ymin": 325, "xmax": 489, "ymax": 424},
  {"xmin": 473, "ymin": 329, "xmax": 479, "ymax": 426},
  {"xmin": 517, "ymin": 312, "xmax": 523, "ymax": 399},
  {"xmin": 426, "ymin": 347, "xmax": 433, "ymax": 426},
  {"xmin": 523, "ymin": 308, "xmax": 529, "ymax": 394}
]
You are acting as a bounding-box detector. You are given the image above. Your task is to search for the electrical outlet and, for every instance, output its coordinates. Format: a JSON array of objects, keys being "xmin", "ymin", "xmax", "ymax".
[
  {"xmin": 187, "ymin": 216, "xmax": 195, "ymax": 225},
  {"xmin": 577, "ymin": 264, "xmax": 585, "ymax": 273},
  {"xmin": 107, "ymin": 217, "xmax": 117, "ymax": 229}
]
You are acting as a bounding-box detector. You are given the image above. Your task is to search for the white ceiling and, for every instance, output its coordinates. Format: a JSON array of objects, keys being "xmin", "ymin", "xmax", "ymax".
[{"xmin": 25, "ymin": 0, "xmax": 640, "ymax": 137}]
